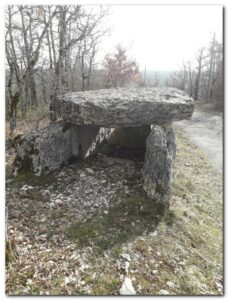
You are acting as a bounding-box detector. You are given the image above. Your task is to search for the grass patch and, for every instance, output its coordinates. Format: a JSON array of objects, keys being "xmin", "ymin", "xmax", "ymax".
[
  {"xmin": 91, "ymin": 276, "xmax": 121, "ymax": 295},
  {"xmin": 12, "ymin": 172, "xmax": 57, "ymax": 187},
  {"xmin": 131, "ymin": 132, "xmax": 223, "ymax": 295},
  {"xmin": 66, "ymin": 191, "xmax": 163, "ymax": 253}
]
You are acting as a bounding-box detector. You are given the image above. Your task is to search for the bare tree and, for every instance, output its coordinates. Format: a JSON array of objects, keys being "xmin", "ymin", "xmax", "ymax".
[
  {"xmin": 169, "ymin": 62, "xmax": 188, "ymax": 91},
  {"xmin": 165, "ymin": 33, "xmax": 223, "ymax": 110},
  {"xmin": 18, "ymin": 5, "xmax": 39, "ymax": 109},
  {"xmin": 206, "ymin": 33, "xmax": 217, "ymax": 100},
  {"xmin": 194, "ymin": 47, "xmax": 206, "ymax": 100},
  {"xmin": 50, "ymin": 5, "xmax": 108, "ymax": 121},
  {"xmin": 5, "ymin": 5, "xmax": 57, "ymax": 133},
  {"xmin": 211, "ymin": 57, "xmax": 223, "ymax": 109},
  {"xmin": 186, "ymin": 61, "xmax": 195, "ymax": 98},
  {"xmin": 77, "ymin": 31, "xmax": 105, "ymax": 91},
  {"xmin": 152, "ymin": 71, "xmax": 160, "ymax": 87}
]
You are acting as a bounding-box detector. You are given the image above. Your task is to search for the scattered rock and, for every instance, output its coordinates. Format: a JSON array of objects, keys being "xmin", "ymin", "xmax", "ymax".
[
  {"xmin": 42, "ymin": 189, "xmax": 51, "ymax": 200},
  {"xmin": 119, "ymin": 274, "xmax": 124, "ymax": 281},
  {"xmin": 21, "ymin": 185, "xmax": 33, "ymax": 191},
  {"xmin": 79, "ymin": 263, "xmax": 89, "ymax": 272},
  {"xmin": 119, "ymin": 277, "xmax": 136, "ymax": 295},
  {"xmin": 48, "ymin": 203, "xmax": 55, "ymax": 208},
  {"xmin": 80, "ymin": 172, "xmax": 86, "ymax": 179},
  {"xmin": 85, "ymin": 168, "xmax": 94, "ymax": 175},
  {"xmin": 215, "ymin": 281, "xmax": 223, "ymax": 293},
  {"xmin": 185, "ymin": 163, "xmax": 191, "ymax": 166},
  {"xmin": 6, "ymin": 179, "xmax": 13, "ymax": 184},
  {"xmin": 42, "ymin": 190, "xmax": 51, "ymax": 196},
  {"xmin": 55, "ymin": 199, "xmax": 63, "ymax": 205},
  {"xmin": 121, "ymin": 253, "xmax": 131, "ymax": 262},
  {"xmin": 159, "ymin": 289, "xmax": 169, "ymax": 295},
  {"xmin": 166, "ymin": 281, "xmax": 175, "ymax": 288},
  {"xmin": 64, "ymin": 276, "xmax": 70, "ymax": 285},
  {"xmin": 124, "ymin": 261, "xmax": 130, "ymax": 274},
  {"xmin": 150, "ymin": 230, "xmax": 158, "ymax": 237}
]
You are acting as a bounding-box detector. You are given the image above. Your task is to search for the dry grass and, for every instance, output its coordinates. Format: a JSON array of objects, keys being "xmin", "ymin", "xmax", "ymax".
[{"xmin": 123, "ymin": 132, "xmax": 223, "ymax": 295}]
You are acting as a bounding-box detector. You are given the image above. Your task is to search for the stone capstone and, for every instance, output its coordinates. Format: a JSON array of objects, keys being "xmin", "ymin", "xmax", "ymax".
[
  {"xmin": 54, "ymin": 87, "xmax": 194, "ymax": 127},
  {"xmin": 142, "ymin": 124, "xmax": 176, "ymax": 207}
]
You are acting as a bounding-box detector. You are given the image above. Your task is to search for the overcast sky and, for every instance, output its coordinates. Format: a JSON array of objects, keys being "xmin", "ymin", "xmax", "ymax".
[{"xmin": 96, "ymin": 5, "xmax": 223, "ymax": 71}]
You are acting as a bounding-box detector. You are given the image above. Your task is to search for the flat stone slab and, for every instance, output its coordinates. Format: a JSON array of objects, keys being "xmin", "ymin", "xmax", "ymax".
[{"xmin": 55, "ymin": 87, "xmax": 194, "ymax": 127}]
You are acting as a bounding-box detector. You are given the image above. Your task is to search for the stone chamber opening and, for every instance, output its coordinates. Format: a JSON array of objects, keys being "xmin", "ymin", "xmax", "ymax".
[{"xmin": 88, "ymin": 126, "xmax": 151, "ymax": 163}]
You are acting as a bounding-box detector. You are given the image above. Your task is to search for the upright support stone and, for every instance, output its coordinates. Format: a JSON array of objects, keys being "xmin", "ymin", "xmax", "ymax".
[
  {"xmin": 142, "ymin": 124, "xmax": 176, "ymax": 208},
  {"xmin": 70, "ymin": 125, "xmax": 100, "ymax": 157},
  {"xmin": 13, "ymin": 123, "xmax": 110, "ymax": 176},
  {"xmin": 13, "ymin": 122, "xmax": 75, "ymax": 176}
]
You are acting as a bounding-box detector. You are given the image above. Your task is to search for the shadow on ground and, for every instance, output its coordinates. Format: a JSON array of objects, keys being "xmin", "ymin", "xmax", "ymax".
[
  {"xmin": 65, "ymin": 189, "xmax": 167, "ymax": 255},
  {"xmin": 65, "ymin": 142, "xmax": 168, "ymax": 255}
]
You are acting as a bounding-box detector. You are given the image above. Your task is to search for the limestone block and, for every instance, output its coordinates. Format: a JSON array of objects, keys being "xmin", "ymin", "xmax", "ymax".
[
  {"xmin": 13, "ymin": 122, "xmax": 74, "ymax": 176},
  {"xmin": 55, "ymin": 87, "xmax": 194, "ymax": 127},
  {"xmin": 13, "ymin": 122, "xmax": 110, "ymax": 176},
  {"xmin": 142, "ymin": 124, "xmax": 176, "ymax": 207}
]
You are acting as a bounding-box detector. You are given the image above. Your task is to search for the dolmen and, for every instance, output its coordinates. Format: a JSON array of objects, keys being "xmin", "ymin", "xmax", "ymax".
[{"xmin": 13, "ymin": 87, "xmax": 194, "ymax": 207}]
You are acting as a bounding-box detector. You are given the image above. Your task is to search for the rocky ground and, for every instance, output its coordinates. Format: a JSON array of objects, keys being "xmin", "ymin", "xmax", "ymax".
[{"xmin": 5, "ymin": 121, "xmax": 223, "ymax": 295}]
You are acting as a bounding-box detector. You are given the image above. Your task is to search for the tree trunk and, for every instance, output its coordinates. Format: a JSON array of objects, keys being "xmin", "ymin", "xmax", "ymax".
[
  {"xmin": 194, "ymin": 71, "xmax": 201, "ymax": 101},
  {"xmin": 206, "ymin": 34, "xmax": 216, "ymax": 101},
  {"xmin": 9, "ymin": 92, "xmax": 20, "ymax": 133},
  {"xmin": 30, "ymin": 75, "xmax": 37, "ymax": 108}
]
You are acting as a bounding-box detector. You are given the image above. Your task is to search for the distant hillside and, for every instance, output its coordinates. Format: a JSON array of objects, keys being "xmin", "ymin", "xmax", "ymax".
[{"xmin": 140, "ymin": 70, "xmax": 175, "ymax": 86}]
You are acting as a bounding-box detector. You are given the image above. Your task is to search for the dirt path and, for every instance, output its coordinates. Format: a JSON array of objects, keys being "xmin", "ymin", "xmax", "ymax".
[{"xmin": 173, "ymin": 107, "xmax": 223, "ymax": 173}]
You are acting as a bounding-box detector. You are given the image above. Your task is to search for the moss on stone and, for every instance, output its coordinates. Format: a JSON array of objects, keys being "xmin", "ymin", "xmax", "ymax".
[{"xmin": 13, "ymin": 171, "xmax": 58, "ymax": 188}]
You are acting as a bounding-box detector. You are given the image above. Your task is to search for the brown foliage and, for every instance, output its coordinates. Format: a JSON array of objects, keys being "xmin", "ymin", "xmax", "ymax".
[{"xmin": 104, "ymin": 45, "xmax": 141, "ymax": 88}]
